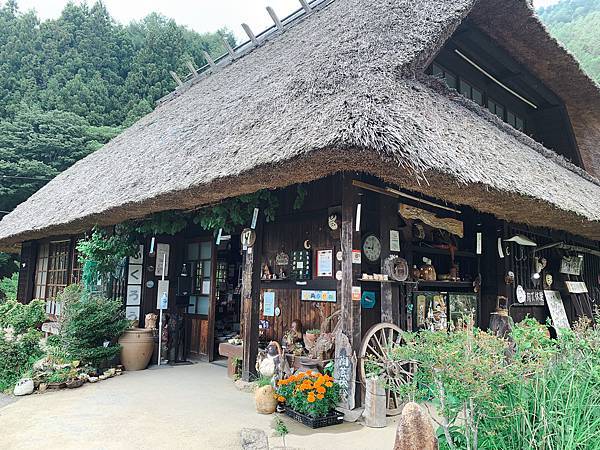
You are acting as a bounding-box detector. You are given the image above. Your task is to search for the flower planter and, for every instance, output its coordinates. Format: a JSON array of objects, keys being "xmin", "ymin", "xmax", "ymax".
[{"xmin": 284, "ymin": 407, "xmax": 344, "ymax": 429}]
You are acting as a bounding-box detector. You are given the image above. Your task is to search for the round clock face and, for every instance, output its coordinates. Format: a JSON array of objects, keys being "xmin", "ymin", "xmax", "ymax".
[{"xmin": 363, "ymin": 235, "xmax": 382, "ymax": 262}]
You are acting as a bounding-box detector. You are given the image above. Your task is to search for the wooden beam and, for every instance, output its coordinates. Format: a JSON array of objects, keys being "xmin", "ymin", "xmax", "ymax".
[
  {"xmin": 202, "ymin": 51, "xmax": 216, "ymax": 68},
  {"xmin": 17, "ymin": 241, "xmax": 36, "ymax": 304},
  {"xmin": 221, "ymin": 35, "xmax": 235, "ymax": 58},
  {"xmin": 266, "ymin": 6, "xmax": 283, "ymax": 31},
  {"xmin": 185, "ymin": 61, "xmax": 198, "ymax": 77},
  {"xmin": 341, "ymin": 174, "xmax": 361, "ymax": 404},
  {"xmin": 379, "ymin": 195, "xmax": 400, "ymax": 326},
  {"xmin": 298, "ymin": 0, "xmax": 312, "ymax": 13},
  {"xmin": 241, "ymin": 23, "xmax": 259, "ymax": 46},
  {"xmin": 169, "ymin": 71, "xmax": 183, "ymax": 86},
  {"xmin": 241, "ymin": 216, "xmax": 264, "ymax": 381}
]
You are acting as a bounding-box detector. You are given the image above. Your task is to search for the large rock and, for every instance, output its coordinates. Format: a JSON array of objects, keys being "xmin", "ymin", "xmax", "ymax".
[
  {"xmin": 393, "ymin": 402, "xmax": 437, "ymax": 450},
  {"xmin": 13, "ymin": 378, "xmax": 34, "ymax": 396},
  {"xmin": 240, "ymin": 428, "xmax": 269, "ymax": 450}
]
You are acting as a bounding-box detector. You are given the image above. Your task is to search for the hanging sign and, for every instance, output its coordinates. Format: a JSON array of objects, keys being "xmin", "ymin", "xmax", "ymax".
[
  {"xmin": 516, "ymin": 285, "xmax": 526, "ymax": 304},
  {"xmin": 125, "ymin": 245, "xmax": 144, "ymax": 321},
  {"xmin": 301, "ymin": 290, "xmax": 336, "ymax": 303},
  {"xmin": 560, "ymin": 256, "xmax": 583, "ymax": 276},
  {"xmin": 241, "ymin": 228, "xmax": 256, "ymax": 249},
  {"xmin": 155, "ymin": 243, "xmax": 170, "ymax": 277},
  {"xmin": 544, "ymin": 290, "xmax": 570, "ymax": 331},
  {"xmin": 565, "ymin": 281, "xmax": 588, "ymax": 294},
  {"xmin": 275, "ymin": 252, "xmax": 289, "ymax": 266},
  {"xmin": 156, "ymin": 280, "xmax": 169, "ymax": 309},
  {"xmin": 352, "ymin": 250, "xmax": 362, "ymax": 264},
  {"xmin": 524, "ymin": 289, "xmax": 545, "ymax": 306},
  {"xmin": 316, "ymin": 249, "xmax": 333, "ymax": 277},
  {"xmin": 263, "ymin": 291, "xmax": 275, "ymax": 317},
  {"xmin": 351, "ymin": 286, "xmax": 361, "ymax": 302},
  {"xmin": 251, "ymin": 208, "xmax": 259, "ymax": 229},
  {"xmin": 361, "ymin": 291, "xmax": 377, "ymax": 309}
]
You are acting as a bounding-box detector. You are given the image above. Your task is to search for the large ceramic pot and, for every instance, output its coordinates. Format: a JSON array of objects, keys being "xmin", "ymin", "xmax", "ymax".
[{"xmin": 118, "ymin": 328, "xmax": 154, "ymax": 371}]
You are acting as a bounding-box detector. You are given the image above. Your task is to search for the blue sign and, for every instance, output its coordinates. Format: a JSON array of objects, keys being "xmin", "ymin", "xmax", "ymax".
[{"xmin": 361, "ymin": 291, "xmax": 376, "ymax": 309}]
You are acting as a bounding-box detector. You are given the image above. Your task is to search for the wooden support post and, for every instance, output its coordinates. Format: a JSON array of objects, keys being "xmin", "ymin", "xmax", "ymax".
[
  {"xmin": 241, "ymin": 217, "xmax": 264, "ymax": 381},
  {"xmin": 380, "ymin": 195, "xmax": 400, "ymax": 326},
  {"xmin": 202, "ymin": 51, "xmax": 216, "ymax": 68},
  {"xmin": 298, "ymin": 0, "xmax": 312, "ymax": 14},
  {"xmin": 185, "ymin": 61, "xmax": 198, "ymax": 77},
  {"xmin": 341, "ymin": 174, "xmax": 361, "ymax": 404},
  {"xmin": 221, "ymin": 35, "xmax": 235, "ymax": 59},
  {"xmin": 241, "ymin": 23, "xmax": 259, "ymax": 46},
  {"xmin": 169, "ymin": 71, "xmax": 183, "ymax": 86},
  {"xmin": 266, "ymin": 6, "xmax": 283, "ymax": 31},
  {"xmin": 17, "ymin": 241, "xmax": 36, "ymax": 304}
]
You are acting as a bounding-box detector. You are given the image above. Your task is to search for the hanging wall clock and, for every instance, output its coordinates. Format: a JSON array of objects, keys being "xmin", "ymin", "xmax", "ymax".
[{"xmin": 362, "ymin": 234, "xmax": 382, "ymax": 262}]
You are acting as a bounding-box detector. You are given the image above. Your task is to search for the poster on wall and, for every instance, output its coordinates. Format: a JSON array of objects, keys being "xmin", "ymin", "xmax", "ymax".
[
  {"xmin": 560, "ymin": 255, "xmax": 583, "ymax": 276},
  {"xmin": 155, "ymin": 243, "xmax": 170, "ymax": 277},
  {"xmin": 263, "ymin": 291, "xmax": 275, "ymax": 316},
  {"xmin": 390, "ymin": 230, "xmax": 401, "ymax": 252},
  {"xmin": 316, "ymin": 249, "xmax": 333, "ymax": 277},
  {"xmin": 544, "ymin": 290, "xmax": 570, "ymax": 332},
  {"xmin": 565, "ymin": 281, "xmax": 588, "ymax": 294},
  {"xmin": 523, "ymin": 289, "xmax": 545, "ymax": 306}
]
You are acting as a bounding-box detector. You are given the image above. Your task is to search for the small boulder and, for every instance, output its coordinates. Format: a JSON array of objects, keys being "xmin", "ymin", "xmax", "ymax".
[
  {"xmin": 393, "ymin": 402, "xmax": 437, "ymax": 450},
  {"xmin": 13, "ymin": 378, "xmax": 34, "ymax": 396},
  {"xmin": 88, "ymin": 377, "xmax": 99, "ymax": 383}
]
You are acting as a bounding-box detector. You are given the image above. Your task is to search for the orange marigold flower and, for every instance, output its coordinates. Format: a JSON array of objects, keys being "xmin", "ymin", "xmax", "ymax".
[
  {"xmin": 325, "ymin": 381, "xmax": 333, "ymax": 388},
  {"xmin": 277, "ymin": 396, "xmax": 286, "ymax": 402},
  {"xmin": 316, "ymin": 393, "xmax": 324, "ymax": 400},
  {"xmin": 307, "ymin": 392, "xmax": 316, "ymax": 403},
  {"xmin": 316, "ymin": 386, "xmax": 326, "ymax": 394}
]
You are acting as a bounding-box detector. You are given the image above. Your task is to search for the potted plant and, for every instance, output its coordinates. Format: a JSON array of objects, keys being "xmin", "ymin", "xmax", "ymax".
[
  {"xmin": 303, "ymin": 329, "xmax": 320, "ymax": 349},
  {"xmin": 276, "ymin": 370, "xmax": 343, "ymax": 428},
  {"xmin": 255, "ymin": 376, "xmax": 278, "ymax": 414}
]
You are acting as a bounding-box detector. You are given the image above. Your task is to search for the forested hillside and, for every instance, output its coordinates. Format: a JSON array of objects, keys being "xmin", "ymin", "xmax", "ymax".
[
  {"xmin": 538, "ymin": 0, "xmax": 600, "ymax": 83},
  {"xmin": 0, "ymin": 0, "xmax": 233, "ymax": 285}
]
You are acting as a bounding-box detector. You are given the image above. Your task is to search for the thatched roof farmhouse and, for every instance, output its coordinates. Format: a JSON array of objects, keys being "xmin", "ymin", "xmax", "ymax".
[{"xmin": 1, "ymin": 0, "xmax": 599, "ymax": 247}]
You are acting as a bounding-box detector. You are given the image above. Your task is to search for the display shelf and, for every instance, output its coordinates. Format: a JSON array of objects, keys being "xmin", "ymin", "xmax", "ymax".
[
  {"xmin": 358, "ymin": 278, "xmax": 400, "ymax": 284},
  {"xmin": 416, "ymin": 280, "xmax": 474, "ymax": 289},
  {"xmin": 408, "ymin": 244, "xmax": 476, "ymax": 259}
]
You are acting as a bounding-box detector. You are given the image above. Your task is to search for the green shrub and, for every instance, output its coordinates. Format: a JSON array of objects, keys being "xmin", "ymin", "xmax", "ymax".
[
  {"xmin": 0, "ymin": 299, "xmax": 46, "ymax": 334},
  {"xmin": 57, "ymin": 285, "xmax": 129, "ymax": 367},
  {"xmin": 0, "ymin": 328, "xmax": 43, "ymax": 391},
  {"xmin": 0, "ymin": 273, "xmax": 18, "ymax": 303}
]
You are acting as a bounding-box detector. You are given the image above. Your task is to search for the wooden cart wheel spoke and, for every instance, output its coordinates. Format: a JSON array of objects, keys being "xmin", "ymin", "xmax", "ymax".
[{"xmin": 359, "ymin": 323, "xmax": 408, "ymax": 416}]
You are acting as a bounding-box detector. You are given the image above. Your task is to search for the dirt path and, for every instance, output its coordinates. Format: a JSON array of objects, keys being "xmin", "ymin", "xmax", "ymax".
[{"xmin": 0, "ymin": 363, "xmax": 397, "ymax": 449}]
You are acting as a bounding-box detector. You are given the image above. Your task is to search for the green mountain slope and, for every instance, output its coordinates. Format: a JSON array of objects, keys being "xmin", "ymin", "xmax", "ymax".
[{"xmin": 538, "ymin": 0, "xmax": 600, "ymax": 83}]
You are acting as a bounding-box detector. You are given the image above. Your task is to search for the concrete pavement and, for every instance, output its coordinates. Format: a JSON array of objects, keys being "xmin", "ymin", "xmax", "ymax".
[{"xmin": 0, "ymin": 362, "xmax": 398, "ymax": 450}]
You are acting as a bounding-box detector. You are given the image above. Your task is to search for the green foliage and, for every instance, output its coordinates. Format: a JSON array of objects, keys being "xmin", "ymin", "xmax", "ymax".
[
  {"xmin": 76, "ymin": 228, "xmax": 138, "ymax": 291},
  {"xmin": 128, "ymin": 211, "xmax": 189, "ymax": 236},
  {"xmin": 0, "ymin": 327, "xmax": 42, "ymax": 391},
  {"xmin": 293, "ymin": 185, "xmax": 307, "ymax": 210},
  {"xmin": 256, "ymin": 375, "xmax": 273, "ymax": 388},
  {"xmin": 539, "ymin": 0, "xmax": 600, "ymax": 83},
  {"xmin": 0, "ymin": 298, "xmax": 45, "ymax": 334},
  {"xmin": 386, "ymin": 317, "xmax": 600, "ymax": 450},
  {"xmin": 0, "ymin": 0, "xmax": 234, "ymax": 221},
  {"xmin": 0, "ymin": 297, "xmax": 45, "ymax": 390},
  {"xmin": 276, "ymin": 372, "xmax": 340, "ymax": 419},
  {"xmin": 57, "ymin": 284, "xmax": 129, "ymax": 367},
  {"xmin": 0, "ymin": 272, "xmax": 18, "ymax": 302},
  {"xmin": 193, "ymin": 190, "xmax": 279, "ymax": 233}
]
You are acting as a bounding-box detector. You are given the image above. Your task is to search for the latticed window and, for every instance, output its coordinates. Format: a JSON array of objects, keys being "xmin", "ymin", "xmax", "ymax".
[{"xmin": 34, "ymin": 240, "xmax": 70, "ymax": 300}]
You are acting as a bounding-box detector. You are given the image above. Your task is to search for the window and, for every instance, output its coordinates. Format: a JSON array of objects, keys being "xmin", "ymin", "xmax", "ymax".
[
  {"xmin": 507, "ymin": 109, "xmax": 525, "ymax": 132},
  {"xmin": 433, "ymin": 63, "xmax": 457, "ymax": 90},
  {"xmin": 186, "ymin": 241, "xmax": 213, "ymax": 315},
  {"xmin": 34, "ymin": 241, "xmax": 70, "ymax": 300},
  {"xmin": 487, "ymin": 98, "xmax": 505, "ymax": 120},
  {"xmin": 71, "ymin": 247, "xmax": 83, "ymax": 284},
  {"xmin": 459, "ymin": 80, "xmax": 484, "ymax": 106}
]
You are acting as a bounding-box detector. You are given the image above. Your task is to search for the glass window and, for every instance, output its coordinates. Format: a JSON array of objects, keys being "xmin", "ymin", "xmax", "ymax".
[
  {"xmin": 187, "ymin": 243, "xmax": 199, "ymax": 260},
  {"xmin": 34, "ymin": 243, "xmax": 49, "ymax": 299},
  {"xmin": 34, "ymin": 241, "xmax": 70, "ymax": 300},
  {"xmin": 432, "ymin": 63, "xmax": 457, "ymax": 90},
  {"xmin": 460, "ymin": 80, "xmax": 471, "ymax": 97},
  {"xmin": 186, "ymin": 240, "xmax": 213, "ymax": 315},
  {"xmin": 472, "ymin": 88, "xmax": 483, "ymax": 106},
  {"xmin": 200, "ymin": 242, "xmax": 212, "ymax": 260},
  {"xmin": 515, "ymin": 116, "xmax": 524, "ymax": 131},
  {"xmin": 488, "ymin": 98, "xmax": 505, "ymax": 120},
  {"xmin": 445, "ymin": 72, "xmax": 457, "ymax": 90}
]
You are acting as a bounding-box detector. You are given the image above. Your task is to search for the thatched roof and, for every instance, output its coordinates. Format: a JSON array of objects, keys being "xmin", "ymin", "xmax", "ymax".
[{"xmin": 1, "ymin": 0, "xmax": 600, "ymax": 249}]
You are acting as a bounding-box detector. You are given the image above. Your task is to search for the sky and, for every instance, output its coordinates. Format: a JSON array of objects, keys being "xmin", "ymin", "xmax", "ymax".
[{"xmin": 12, "ymin": 0, "xmax": 562, "ymax": 40}]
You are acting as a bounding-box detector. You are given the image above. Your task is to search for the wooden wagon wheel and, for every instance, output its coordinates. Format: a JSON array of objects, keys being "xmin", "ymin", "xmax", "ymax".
[{"xmin": 359, "ymin": 323, "xmax": 415, "ymax": 416}]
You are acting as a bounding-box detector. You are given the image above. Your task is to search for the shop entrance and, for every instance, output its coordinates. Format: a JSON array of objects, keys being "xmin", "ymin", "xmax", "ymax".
[{"xmin": 179, "ymin": 235, "xmax": 242, "ymax": 362}]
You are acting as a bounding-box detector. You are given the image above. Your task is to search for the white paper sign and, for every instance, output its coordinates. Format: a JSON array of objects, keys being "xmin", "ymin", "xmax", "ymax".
[
  {"xmin": 155, "ymin": 243, "xmax": 170, "ymax": 277},
  {"xmin": 390, "ymin": 230, "xmax": 401, "ymax": 252},
  {"xmin": 125, "ymin": 306, "xmax": 140, "ymax": 321},
  {"xmin": 126, "ymin": 285, "xmax": 142, "ymax": 306},
  {"xmin": 317, "ymin": 249, "xmax": 333, "ymax": 277},
  {"xmin": 157, "ymin": 280, "xmax": 169, "ymax": 309},
  {"xmin": 127, "ymin": 264, "xmax": 143, "ymax": 285},
  {"xmin": 544, "ymin": 290, "xmax": 570, "ymax": 331},
  {"xmin": 129, "ymin": 245, "xmax": 144, "ymax": 264}
]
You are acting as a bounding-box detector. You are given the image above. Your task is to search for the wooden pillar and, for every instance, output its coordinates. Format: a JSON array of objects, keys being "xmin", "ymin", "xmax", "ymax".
[
  {"xmin": 17, "ymin": 242, "xmax": 36, "ymax": 304},
  {"xmin": 380, "ymin": 195, "xmax": 400, "ymax": 326},
  {"xmin": 340, "ymin": 175, "xmax": 362, "ymax": 407},
  {"xmin": 241, "ymin": 216, "xmax": 264, "ymax": 381}
]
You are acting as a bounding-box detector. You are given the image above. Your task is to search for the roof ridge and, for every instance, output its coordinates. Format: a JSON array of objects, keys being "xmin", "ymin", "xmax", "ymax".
[{"xmin": 157, "ymin": 0, "xmax": 337, "ymax": 107}]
